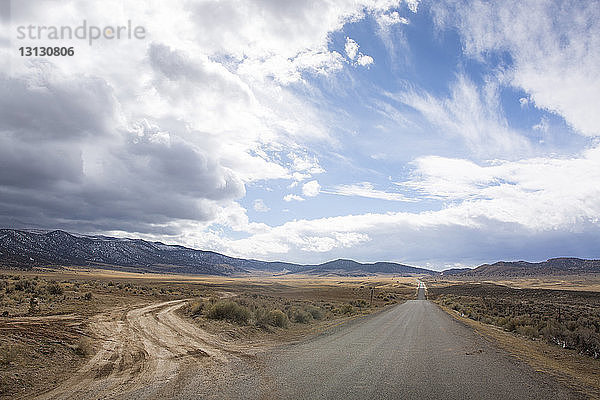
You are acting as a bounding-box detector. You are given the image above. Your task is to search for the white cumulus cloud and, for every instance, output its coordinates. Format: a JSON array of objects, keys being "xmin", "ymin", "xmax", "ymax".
[
  {"xmin": 283, "ymin": 194, "xmax": 305, "ymax": 202},
  {"xmin": 302, "ymin": 180, "xmax": 321, "ymax": 197},
  {"xmin": 253, "ymin": 199, "xmax": 270, "ymax": 212},
  {"xmin": 357, "ymin": 54, "xmax": 374, "ymax": 66},
  {"xmin": 345, "ymin": 37, "xmax": 359, "ymax": 60}
]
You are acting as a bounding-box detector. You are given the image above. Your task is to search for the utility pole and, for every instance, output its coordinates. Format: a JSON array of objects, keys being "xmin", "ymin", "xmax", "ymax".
[{"xmin": 370, "ymin": 287, "xmax": 374, "ymax": 306}]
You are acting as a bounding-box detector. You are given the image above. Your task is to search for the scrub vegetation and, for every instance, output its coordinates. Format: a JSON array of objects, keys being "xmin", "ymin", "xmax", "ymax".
[
  {"xmin": 430, "ymin": 283, "xmax": 600, "ymax": 358},
  {"xmin": 183, "ymin": 293, "xmax": 365, "ymax": 330},
  {"xmin": 0, "ymin": 269, "xmax": 415, "ymax": 398}
]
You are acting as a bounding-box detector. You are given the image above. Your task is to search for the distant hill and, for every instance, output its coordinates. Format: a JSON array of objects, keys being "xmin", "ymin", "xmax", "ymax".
[
  {"xmin": 439, "ymin": 267, "xmax": 472, "ymax": 276},
  {"xmin": 0, "ymin": 229, "xmax": 433, "ymax": 276},
  {"xmin": 4, "ymin": 229, "xmax": 597, "ymax": 278},
  {"xmin": 0, "ymin": 229, "xmax": 317, "ymax": 275},
  {"xmin": 460, "ymin": 258, "xmax": 600, "ymax": 277},
  {"xmin": 295, "ymin": 259, "xmax": 434, "ymax": 276}
]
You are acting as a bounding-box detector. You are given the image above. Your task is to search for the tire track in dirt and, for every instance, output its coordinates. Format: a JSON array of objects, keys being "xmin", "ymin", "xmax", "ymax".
[{"xmin": 35, "ymin": 299, "xmax": 253, "ymax": 400}]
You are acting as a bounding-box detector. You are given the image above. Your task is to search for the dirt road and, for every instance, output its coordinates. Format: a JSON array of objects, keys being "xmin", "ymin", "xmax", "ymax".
[
  {"xmin": 250, "ymin": 299, "xmax": 579, "ymax": 400},
  {"xmin": 35, "ymin": 299, "xmax": 252, "ymax": 400},
  {"xmin": 34, "ymin": 291, "xmax": 580, "ymax": 399}
]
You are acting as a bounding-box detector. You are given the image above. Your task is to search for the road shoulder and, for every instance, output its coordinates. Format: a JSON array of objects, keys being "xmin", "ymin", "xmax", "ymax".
[{"xmin": 436, "ymin": 303, "xmax": 600, "ymax": 399}]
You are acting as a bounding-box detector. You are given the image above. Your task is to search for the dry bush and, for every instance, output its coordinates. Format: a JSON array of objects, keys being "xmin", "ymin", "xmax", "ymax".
[
  {"xmin": 71, "ymin": 336, "xmax": 93, "ymax": 358},
  {"xmin": 338, "ymin": 303, "xmax": 355, "ymax": 315},
  {"xmin": 256, "ymin": 309, "xmax": 289, "ymax": 328},
  {"xmin": 46, "ymin": 281, "xmax": 64, "ymax": 296},
  {"xmin": 267, "ymin": 309, "xmax": 289, "ymax": 328},
  {"xmin": 432, "ymin": 283, "xmax": 600, "ymax": 358},
  {"xmin": 188, "ymin": 300, "xmax": 205, "ymax": 316},
  {"xmin": 0, "ymin": 346, "xmax": 18, "ymax": 366},
  {"xmin": 289, "ymin": 308, "xmax": 313, "ymax": 324},
  {"xmin": 304, "ymin": 305, "xmax": 324, "ymax": 320},
  {"xmin": 206, "ymin": 300, "xmax": 251, "ymax": 324}
]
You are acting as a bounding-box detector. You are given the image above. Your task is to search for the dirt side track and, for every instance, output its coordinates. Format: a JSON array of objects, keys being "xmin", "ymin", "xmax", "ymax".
[{"xmin": 34, "ymin": 299, "xmax": 252, "ymax": 400}]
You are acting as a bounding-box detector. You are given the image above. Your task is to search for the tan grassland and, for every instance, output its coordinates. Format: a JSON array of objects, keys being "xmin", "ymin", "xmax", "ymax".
[{"xmin": 0, "ymin": 266, "xmax": 418, "ymax": 399}]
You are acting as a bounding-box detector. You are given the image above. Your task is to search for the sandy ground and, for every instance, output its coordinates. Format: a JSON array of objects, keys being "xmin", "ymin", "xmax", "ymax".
[
  {"xmin": 37, "ymin": 293, "xmax": 580, "ymax": 400},
  {"xmin": 34, "ymin": 299, "xmax": 258, "ymax": 400},
  {"xmin": 9, "ymin": 272, "xmax": 593, "ymax": 399}
]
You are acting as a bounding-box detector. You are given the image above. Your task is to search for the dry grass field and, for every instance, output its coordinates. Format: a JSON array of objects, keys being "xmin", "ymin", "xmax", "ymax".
[
  {"xmin": 426, "ymin": 277, "xmax": 600, "ymax": 399},
  {"xmin": 0, "ymin": 267, "xmax": 419, "ymax": 399},
  {"xmin": 429, "ymin": 274, "xmax": 600, "ymax": 292}
]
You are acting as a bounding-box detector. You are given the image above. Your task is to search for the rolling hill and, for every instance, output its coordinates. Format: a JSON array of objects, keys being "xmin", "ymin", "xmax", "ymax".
[
  {"xmin": 459, "ymin": 258, "xmax": 600, "ymax": 277},
  {"xmin": 0, "ymin": 229, "xmax": 433, "ymax": 276},
  {"xmin": 2, "ymin": 229, "xmax": 599, "ymax": 277}
]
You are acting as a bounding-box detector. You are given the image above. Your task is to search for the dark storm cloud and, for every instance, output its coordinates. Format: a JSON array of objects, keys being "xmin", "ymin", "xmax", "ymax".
[
  {"xmin": 0, "ymin": 137, "xmax": 83, "ymax": 188},
  {"xmin": 0, "ymin": 66, "xmax": 244, "ymax": 234},
  {"xmin": 0, "ymin": 65, "xmax": 117, "ymax": 140}
]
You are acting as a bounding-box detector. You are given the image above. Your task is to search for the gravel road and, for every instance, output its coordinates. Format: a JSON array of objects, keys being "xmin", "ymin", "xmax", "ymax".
[
  {"xmin": 34, "ymin": 288, "xmax": 580, "ymax": 399},
  {"xmin": 247, "ymin": 286, "xmax": 578, "ymax": 400}
]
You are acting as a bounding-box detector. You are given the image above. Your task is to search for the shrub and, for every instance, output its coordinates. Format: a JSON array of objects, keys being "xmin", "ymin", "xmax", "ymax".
[
  {"xmin": 430, "ymin": 284, "xmax": 600, "ymax": 358},
  {"xmin": 83, "ymin": 292, "xmax": 93, "ymax": 301},
  {"xmin": 351, "ymin": 299, "xmax": 369, "ymax": 308},
  {"xmin": 0, "ymin": 346, "xmax": 18, "ymax": 366},
  {"xmin": 262, "ymin": 309, "xmax": 289, "ymax": 328},
  {"xmin": 254, "ymin": 307, "xmax": 269, "ymax": 327},
  {"xmin": 304, "ymin": 305, "xmax": 324, "ymax": 320},
  {"xmin": 206, "ymin": 300, "xmax": 250, "ymax": 324},
  {"xmin": 15, "ymin": 279, "xmax": 36, "ymax": 292},
  {"xmin": 289, "ymin": 308, "xmax": 313, "ymax": 324},
  {"xmin": 516, "ymin": 325, "xmax": 538, "ymax": 337},
  {"xmin": 73, "ymin": 337, "xmax": 93, "ymax": 357},
  {"xmin": 189, "ymin": 300, "xmax": 204, "ymax": 316},
  {"xmin": 339, "ymin": 303, "xmax": 355, "ymax": 315},
  {"xmin": 46, "ymin": 282, "xmax": 64, "ymax": 296}
]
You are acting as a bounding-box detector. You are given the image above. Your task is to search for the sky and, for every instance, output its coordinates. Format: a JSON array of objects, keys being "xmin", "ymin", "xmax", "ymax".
[{"xmin": 1, "ymin": 0, "xmax": 599, "ymax": 270}]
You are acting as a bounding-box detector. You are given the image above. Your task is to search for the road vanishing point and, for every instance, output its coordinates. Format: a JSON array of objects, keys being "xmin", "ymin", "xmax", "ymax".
[
  {"xmin": 217, "ymin": 282, "xmax": 578, "ymax": 400},
  {"xmin": 40, "ymin": 283, "xmax": 579, "ymax": 400}
]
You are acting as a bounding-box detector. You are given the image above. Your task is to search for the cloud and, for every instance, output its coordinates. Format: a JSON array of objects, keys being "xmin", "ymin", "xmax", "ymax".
[
  {"xmin": 186, "ymin": 0, "xmax": 402, "ymax": 83},
  {"xmin": 324, "ymin": 182, "xmax": 414, "ymax": 201},
  {"xmin": 345, "ymin": 37, "xmax": 359, "ymax": 60},
  {"xmin": 402, "ymin": 148, "xmax": 600, "ymax": 230},
  {"xmin": 377, "ymin": 11, "xmax": 409, "ymax": 28},
  {"xmin": 397, "ymin": 75, "xmax": 531, "ymax": 157},
  {"xmin": 288, "ymin": 152, "xmax": 326, "ymax": 176},
  {"xmin": 0, "ymin": 68, "xmax": 246, "ymax": 233},
  {"xmin": 5, "ymin": 0, "xmax": 403, "ymax": 234},
  {"xmin": 302, "ymin": 180, "xmax": 321, "ymax": 197},
  {"xmin": 166, "ymin": 145, "xmax": 600, "ymax": 268},
  {"xmin": 343, "ymin": 37, "xmax": 374, "ymax": 67},
  {"xmin": 357, "ymin": 54, "xmax": 374, "ymax": 66},
  {"xmin": 406, "ymin": 0, "xmax": 420, "ymax": 13},
  {"xmin": 283, "ymin": 194, "xmax": 305, "ymax": 202},
  {"xmin": 147, "ymin": 43, "xmax": 257, "ymax": 118},
  {"xmin": 432, "ymin": 0, "xmax": 600, "ymax": 136},
  {"xmin": 253, "ymin": 199, "xmax": 270, "ymax": 212}
]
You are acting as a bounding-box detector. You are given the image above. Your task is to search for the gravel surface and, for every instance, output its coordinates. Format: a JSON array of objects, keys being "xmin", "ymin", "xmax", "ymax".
[
  {"xmin": 34, "ymin": 288, "xmax": 580, "ymax": 399},
  {"xmin": 247, "ymin": 287, "xmax": 578, "ymax": 400}
]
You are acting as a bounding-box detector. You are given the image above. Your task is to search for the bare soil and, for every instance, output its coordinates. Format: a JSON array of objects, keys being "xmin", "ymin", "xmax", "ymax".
[{"xmin": 0, "ymin": 268, "xmax": 417, "ymax": 399}]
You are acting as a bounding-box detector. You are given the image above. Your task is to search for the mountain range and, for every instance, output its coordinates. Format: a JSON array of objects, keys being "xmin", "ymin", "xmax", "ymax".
[
  {"xmin": 455, "ymin": 258, "xmax": 600, "ymax": 277},
  {"xmin": 1, "ymin": 229, "xmax": 599, "ymax": 277},
  {"xmin": 0, "ymin": 229, "xmax": 431, "ymax": 276}
]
